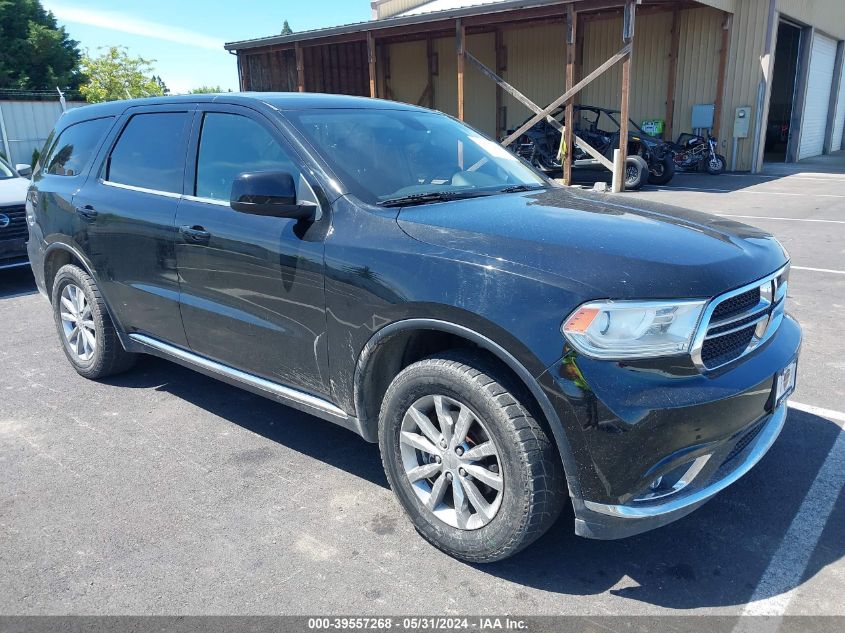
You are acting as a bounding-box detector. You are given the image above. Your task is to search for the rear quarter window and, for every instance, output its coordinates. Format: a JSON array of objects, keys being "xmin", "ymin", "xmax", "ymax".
[
  {"xmin": 41, "ymin": 117, "xmax": 114, "ymax": 177},
  {"xmin": 106, "ymin": 112, "xmax": 192, "ymax": 194}
]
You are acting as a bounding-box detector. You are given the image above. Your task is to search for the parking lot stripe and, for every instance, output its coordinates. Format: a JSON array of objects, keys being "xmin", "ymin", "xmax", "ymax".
[
  {"xmin": 739, "ymin": 409, "xmax": 845, "ymax": 616},
  {"xmin": 791, "ymin": 266, "xmax": 845, "ymax": 276},
  {"xmin": 665, "ymin": 186, "xmax": 845, "ymax": 198},
  {"xmin": 789, "ymin": 402, "xmax": 845, "ymax": 426},
  {"xmin": 741, "ymin": 432, "xmax": 845, "ymax": 615},
  {"xmin": 715, "ymin": 214, "xmax": 845, "ymax": 225}
]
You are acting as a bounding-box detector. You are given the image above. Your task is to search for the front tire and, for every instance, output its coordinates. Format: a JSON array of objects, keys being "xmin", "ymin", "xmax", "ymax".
[
  {"xmin": 378, "ymin": 351, "xmax": 565, "ymax": 563},
  {"xmin": 707, "ymin": 154, "xmax": 726, "ymax": 175},
  {"xmin": 51, "ymin": 264, "xmax": 136, "ymax": 379},
  {"xmin": 624, "ymin": 155, "xmax": 648, "ymax": 190}
]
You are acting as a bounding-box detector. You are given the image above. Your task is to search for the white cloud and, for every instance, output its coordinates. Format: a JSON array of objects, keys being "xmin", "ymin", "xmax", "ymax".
[{"xmin": 47, "ymin": 4, "xmax": 223, "ymax": 51}]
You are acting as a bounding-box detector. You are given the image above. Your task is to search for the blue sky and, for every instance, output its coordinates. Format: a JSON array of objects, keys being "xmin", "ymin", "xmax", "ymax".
[{"xmin": 43, "ymin": 1, "xmax": 372, "ymax": 93}]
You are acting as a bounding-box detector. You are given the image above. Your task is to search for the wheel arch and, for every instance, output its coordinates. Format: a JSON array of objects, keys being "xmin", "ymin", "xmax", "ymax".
[{"xmin": 353, "ymin": 318, "xmax": 582, "ymax": 498}]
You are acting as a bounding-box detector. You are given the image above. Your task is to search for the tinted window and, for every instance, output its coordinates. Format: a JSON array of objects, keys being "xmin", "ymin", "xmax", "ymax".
[
  {"xmin": 42, "ymin": 117, "xmax": 113, "ymax": 177},
  {"xmin": 195, "ymin": 112, "xmax": 299, "ymax": 201},
  {"xmin": 107, "ymin": 112, "xmax": 190, "ymax": 193}
]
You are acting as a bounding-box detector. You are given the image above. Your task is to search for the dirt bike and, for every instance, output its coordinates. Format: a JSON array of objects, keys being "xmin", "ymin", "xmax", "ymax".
[{"xmin": 668, "ymin": 133, "xmax": 726, "ymax": 175}]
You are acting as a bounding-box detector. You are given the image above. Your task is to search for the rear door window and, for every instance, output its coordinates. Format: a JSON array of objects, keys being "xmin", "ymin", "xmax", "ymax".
[
  {"xmin": 106, "ymin": 112, "xmax": 191, "ymax": 194},
  {"xmin": 41, "ymin": 117, "xmax": 113, "ymax": 177},
  {"xmin": 194, "ymin": 112, "xmax": 299, "ymax": 201}
]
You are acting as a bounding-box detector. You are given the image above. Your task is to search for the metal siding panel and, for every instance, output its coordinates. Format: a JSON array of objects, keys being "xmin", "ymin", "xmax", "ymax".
[
  {"xmin": 777, "ymin": 0, "xmax": 845, "ymax": 40},
  {"xmin": 464, "ymin": 32, "xmax": 497, "ymax": 136},
  {"xmin": 387, "ymin": 40, "xmax": 429, "ymax": 104},
  {"xmin": 433, "ymin": 36, "xmax": 458, "ymax": 119},
  {"xmin": 673, "ymin": 7, "xmax": 722, "ymax": 137},
  {"xmin": 799, "ymin": 32, "xmax": 837, "ymax": 159},
  {"xmin": 718, "ymin": 0, "xmax": 769, "ymax": 171},
  {"xmin": 0, "ymin": 100, "xmax": 80, "ymax": 165},
  {"xmin": 582, "ymin": 17, "xmax": 622, "ymax": 114},
  {"xmin": 501, "ymin": 23, "xmax": 566, "ymax": 132}
]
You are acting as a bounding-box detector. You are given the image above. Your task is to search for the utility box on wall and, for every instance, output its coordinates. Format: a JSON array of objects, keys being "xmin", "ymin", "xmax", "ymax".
[{"xmin": 734, "ymin": 106, "xmax": 752, "ymax": 138}]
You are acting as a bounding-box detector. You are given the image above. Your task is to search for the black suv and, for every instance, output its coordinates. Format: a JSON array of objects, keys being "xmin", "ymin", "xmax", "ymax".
[{"xmin": 27, "ymin": 94, "xmax": 800, "ymax": 562}]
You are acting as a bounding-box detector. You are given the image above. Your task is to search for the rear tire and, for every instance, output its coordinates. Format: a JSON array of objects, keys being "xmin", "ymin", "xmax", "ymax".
[
  {"xmin": 378, "ymin": 350, "xmax": 565, "ymax": 563},
  {"xmin": 647, "ymin": 155, "xmax": 676, "ymax": 185},
  {"xmin": 51, "ymin": 264, "xmax": 137, "ymax": 380},
  {"xmin": 624, "ymin": 155, "xmax": 648, "ymax": 190}
]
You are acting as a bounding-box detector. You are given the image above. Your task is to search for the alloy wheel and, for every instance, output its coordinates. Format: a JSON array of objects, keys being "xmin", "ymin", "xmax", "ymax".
[
  {"xmin": 399, "ymin": 394, "xmax": 504, "ymax": 530},
  {"xmin": 59, "ymin": 283, "xmax": 96, "ymax": 361}
]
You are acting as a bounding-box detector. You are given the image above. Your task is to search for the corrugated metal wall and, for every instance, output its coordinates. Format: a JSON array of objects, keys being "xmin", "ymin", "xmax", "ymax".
[
  {"xmin": 384, "ymin": 40, "xmax": 429, "ymax": 105},
  {"xmin": 719, "ymin": 0, "xmax": 768, "ymax": 171},
  {"xmin": 0, "ymin": 100, "xmax": 85, "ymax": 166},
  {"xmin": 777, "ymin": 0, "xmax": 845, "ymax": 39},
  {"xmin": 432, "ymin": 33, "xmax": 498, "ymax": 136},
  {"xmin": 501, "ymin": 23, "xmax": 566, "ymax": 131},
  {"xmin": 581, "ymin": 13, "xmax": 674, "ymax": 129},
  {"xmin": 673, "ymin": 7, "xmax": 722, "ymax": 136}
]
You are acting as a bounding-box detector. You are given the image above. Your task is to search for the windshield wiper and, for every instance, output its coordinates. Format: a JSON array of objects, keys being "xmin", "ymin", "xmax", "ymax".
[
  {"xmin": 377, "ymin": 190, "xmax": 494, "ymax": 207},
  {"xmin": 497, "ymin": 184, "xmax": 546, "ymax": 193}
]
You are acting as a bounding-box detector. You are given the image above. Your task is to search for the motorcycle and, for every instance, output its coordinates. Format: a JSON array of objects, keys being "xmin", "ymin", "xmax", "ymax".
[{"xmin": 668, "ymin": 133, "xmax": 726, "ymax": 175}]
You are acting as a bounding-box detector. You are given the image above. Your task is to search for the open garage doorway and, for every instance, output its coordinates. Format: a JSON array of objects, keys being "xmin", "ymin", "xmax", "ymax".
[{"xmin": 765, "ymin": 21, "xmax": 802, "ymax": 162}]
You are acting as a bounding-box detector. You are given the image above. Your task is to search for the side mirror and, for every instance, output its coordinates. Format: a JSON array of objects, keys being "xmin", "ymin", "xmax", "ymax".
[
  {"xmin": 15, "ymin": 164, "xmax": 32, "ymax": 178},
  {"xmin": 230, "ymin": 171, "xmax": 317, "ymax": 219}
]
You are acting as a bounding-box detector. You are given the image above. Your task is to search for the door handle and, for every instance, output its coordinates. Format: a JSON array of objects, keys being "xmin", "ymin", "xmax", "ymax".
[
  {"xmin": 179, "ymin": 225, "xmax": 211, "ymax": 244},
  {"xmin": 75, "ymin": 205, "xmax": 98, "ymax": 220}
]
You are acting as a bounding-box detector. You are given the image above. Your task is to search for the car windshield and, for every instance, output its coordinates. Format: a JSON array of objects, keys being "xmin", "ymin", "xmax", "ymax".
[
  {"xmin": 0, "ymin": 157, "xmax": 15, "ymax": 180},
  {"xmin": 283, "ymin": 108, "xmax": 547, "ymax": 205}
]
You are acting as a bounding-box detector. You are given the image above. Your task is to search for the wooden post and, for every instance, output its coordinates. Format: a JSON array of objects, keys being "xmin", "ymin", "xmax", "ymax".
[
  {"xmin": 614, "ymin": 0, "xmax": 635, "ymax": 193},
  {"xmin": 564, "ymin": 5, "xmax": 577, "ymax": 185},
  {"xmin": 712, "ymin": 12, "xmax": 732, "ymax": 142},
  {"xmin": 367, "ymin": 32, "xmax": 377, "ymax": 98},
  {"xmin": 665, "ymin": 6, "xmax": 681, "ymax": 141},
  {"xmin": 457, "ymin": 19, "xmax": 466, "ymax": 121},
  {"xmin": 495, "ymin": 29, "xmax": 505, "ymax": 139},
  {"xmin": 426, "ymin": 37, "xmax": 436, "ymax": 108},
  {"xmin": 236, "ymin": 54, "xmax": 247, "ymax": 91},
  {"xmin": 295, "ymin": 43, "xmax": 305, "ymax": 93}
]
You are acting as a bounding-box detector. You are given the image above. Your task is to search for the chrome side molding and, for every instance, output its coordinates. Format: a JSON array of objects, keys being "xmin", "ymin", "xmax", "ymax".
[{"xmin": 128, "ymin": 333, "xmax": 363, "ymax": 435}]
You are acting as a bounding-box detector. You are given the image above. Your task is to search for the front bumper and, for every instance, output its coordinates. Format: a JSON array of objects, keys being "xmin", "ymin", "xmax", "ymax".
[
  {"xmin": 574, "ymin": 401, "xmax": 787, "ymax": 539},
  {"xmin": 538, "ymin": 314, "xmax": 801, "ymax": 539}
]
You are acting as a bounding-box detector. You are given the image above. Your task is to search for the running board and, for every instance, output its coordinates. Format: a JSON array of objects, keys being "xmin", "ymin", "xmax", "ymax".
[{"xmin": 128, "ymin": 333, "xmax": 366, "ymax": 438}]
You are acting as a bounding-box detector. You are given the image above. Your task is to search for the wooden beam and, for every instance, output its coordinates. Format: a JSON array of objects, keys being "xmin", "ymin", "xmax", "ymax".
[
  {"xmin": 294, "ymin": 43, "xmax": 305, "ymax": 92},
  {"xmin": 426, "ymin": 37, "xmax": 435, "ymax": 108},
  {"xmin": 237, "ymin": 54, "xmax": 248, "ymax": 91},
  {"xmin": 502, "ymin": 43, "xmax": 631, "ymax": 147},
  {"xmin": 665, "ymin": 6, "xmax": 680, "ymax": 140},
  {"xmin": 495, "ymin": 28, "xmax": 505, "ymax": 139},
  {"xmin": 613, "ymin": 0, "xmax": 635, "ymax": 193},
  {"xmin": 367, "ymin": 31, "xmax": 376, "ymax": 97},
  {"xmin": 712, "ymin": 12, "xmax": 732, "ymax": 142},
  {"xmin": 457, "ymin": 20, "xmax": 466, "ymax": 121},
  {"xmin": 463, "ymin": 48, "xmax": 610, "ymax": 171},
  {"xmin": 564, "ymin": 4, "xmax": 577, "ymax": 185}
]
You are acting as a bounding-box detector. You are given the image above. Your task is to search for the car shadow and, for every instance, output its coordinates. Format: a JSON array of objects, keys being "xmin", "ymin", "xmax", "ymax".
[
  {"xmin": 105, "ymin": 355, "xmax": 843, "ymax": 610},
  {"xmin": 0, "ymin": 266, "xmax": 37, "ymax": 299}
]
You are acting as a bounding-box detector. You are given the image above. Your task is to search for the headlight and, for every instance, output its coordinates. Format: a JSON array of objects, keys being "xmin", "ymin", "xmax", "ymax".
[{"xmin": 562, "ymin": 299, "xmax": 706, "ymax": 359}]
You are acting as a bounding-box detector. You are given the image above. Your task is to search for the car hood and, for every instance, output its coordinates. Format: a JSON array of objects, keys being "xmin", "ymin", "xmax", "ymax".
[
  {"xmin": 0, "ymin": 177, "xmax": 29, "ymax": 206},
  {"xmin": 396, "ymin": 187, "xmax": 787, "ymax": 299}
]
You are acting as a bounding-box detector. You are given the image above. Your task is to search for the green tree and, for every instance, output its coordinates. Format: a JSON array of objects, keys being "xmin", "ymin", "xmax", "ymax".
[
  {"xmin": 281, "ymin": 20, "xmax": 293, "ymax": 35},
  {"xmin": 188, "ymin": 85, "xmax": 227, "ymax": 94},
  {"xmin": 0, "ymin": 0, "xmax": 82, "ymax": 90},
  {"xmin": 79, "ymin": 46, "xmax": 166, "ymax": 103}
]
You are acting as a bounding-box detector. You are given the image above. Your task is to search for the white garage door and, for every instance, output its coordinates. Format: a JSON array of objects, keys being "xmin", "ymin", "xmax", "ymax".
[
  {"xmin": 832, "ymin": 64, "xmax": 845, "ymax": 152},
  {"xmin": 798, "ymin": 33, "xmax": 837, "ymax": 159}
]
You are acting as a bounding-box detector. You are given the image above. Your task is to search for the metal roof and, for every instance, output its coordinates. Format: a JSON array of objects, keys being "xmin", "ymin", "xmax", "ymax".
[
  {"xmin": 224, "ymin": 0, "xmax": 575, "ymax": 51},
  {"xmin": 396, "ymin": 0, "xmax": 511, "ymax": 17}
]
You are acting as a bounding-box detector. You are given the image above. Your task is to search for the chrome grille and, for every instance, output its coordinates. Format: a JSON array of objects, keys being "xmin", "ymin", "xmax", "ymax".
[
  {"xmin": 0, "ymin": 204, "xmax": 28, "ymax": 241},
  {"xmin": 692, "ymin": 266, "xmax": 789, "ymax": 371}
]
